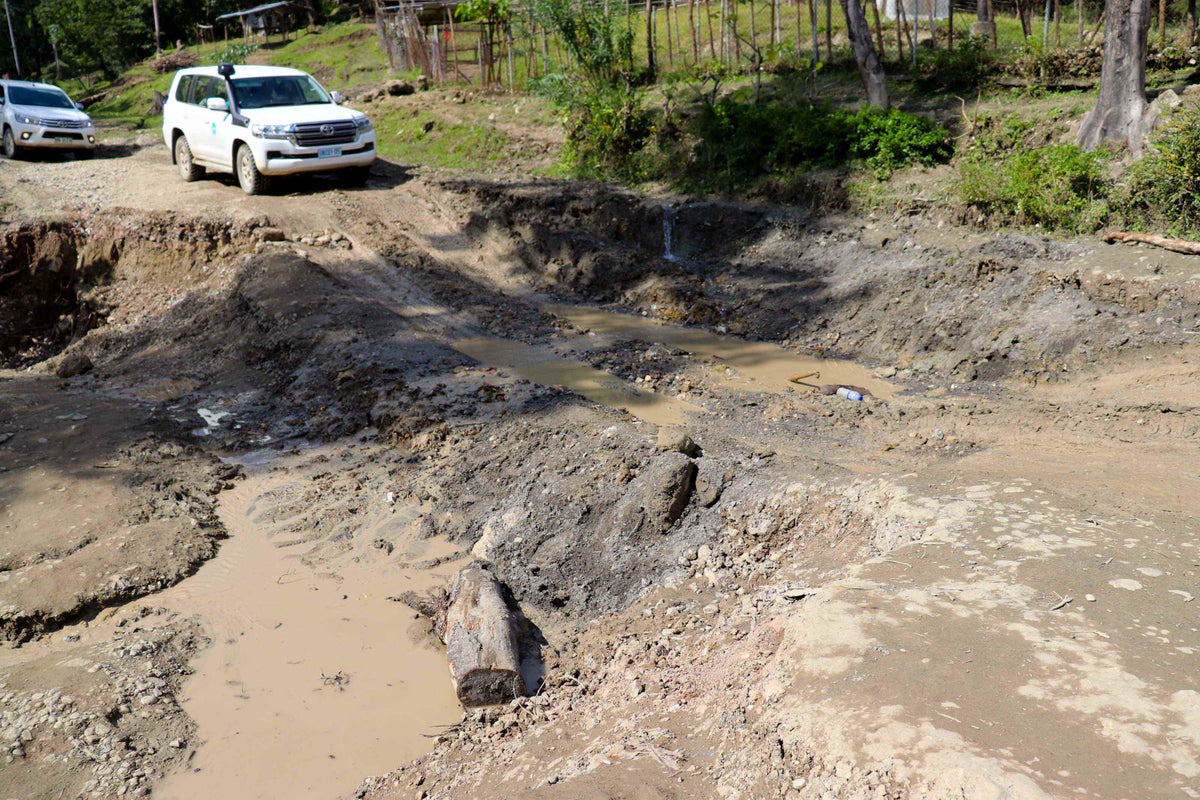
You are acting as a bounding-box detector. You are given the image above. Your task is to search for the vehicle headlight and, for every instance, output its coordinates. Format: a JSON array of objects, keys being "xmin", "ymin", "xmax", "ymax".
[
  {"xmin": 250, "ymin": 123, "xmax": 292, "ymax": 139},
  {"xmin": 354, "ymin": 116, "xmax": 373, "ymax": 133},
  {"xmin": 15, "ymin": 114, "xmax": 40, "ymax": 125}
]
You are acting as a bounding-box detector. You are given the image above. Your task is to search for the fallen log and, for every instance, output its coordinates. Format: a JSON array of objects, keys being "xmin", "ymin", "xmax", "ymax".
[
  {"xmin": 1103, "ymin": 231, "xmax": 1200, "ymax": 255},
  {"xmin": 441, "ymin": 564, "xmax": 524, "ymax": 707}
]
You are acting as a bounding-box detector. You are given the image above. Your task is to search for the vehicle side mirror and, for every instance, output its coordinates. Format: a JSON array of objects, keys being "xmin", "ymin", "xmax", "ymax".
[
  {"xmin": 206, "ymin": 97, "xmax": 229, "ymax": 112},
  {"xmin": 330, "ymin": 91, "xmax": 342, "ymax": 105},
  {"xmin": 75, "ymin": 102, "xmax": 84, "ymax": 111}
]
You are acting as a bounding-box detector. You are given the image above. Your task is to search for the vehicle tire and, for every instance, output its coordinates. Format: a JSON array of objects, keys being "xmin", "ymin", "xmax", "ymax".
[
  {"xmin": 174, "ymin": 136, "xmax": 203, "ymax": 181},
  {"xmin": 235, "ymin": 143, "xmax": 268, "ymax": 195},
  {"xmin": 2, "ymin": 127, "xmax": 21, "ymax": 160}
]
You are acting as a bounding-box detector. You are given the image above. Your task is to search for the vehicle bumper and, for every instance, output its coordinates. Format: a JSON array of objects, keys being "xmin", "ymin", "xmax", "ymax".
[
  {"xmin": 10, "ymin": 121, "xmax": 96, "ymax": 149},
  {"xmin": 256, "ymin": 135, "xmax": 376, "ymax": 176}
]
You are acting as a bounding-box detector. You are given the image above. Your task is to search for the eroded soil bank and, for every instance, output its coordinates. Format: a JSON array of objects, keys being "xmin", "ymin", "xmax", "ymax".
[{"xmin": 1, "ymin": 143, "xmax": 1197, "ymax": 800}]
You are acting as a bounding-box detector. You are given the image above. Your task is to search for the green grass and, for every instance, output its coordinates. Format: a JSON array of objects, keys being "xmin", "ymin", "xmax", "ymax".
[
  {"xmin": 258, "ymin": 21, "xmax": 389, "ymax": 91},
  {"xmin": 375, "ymin": 112, "xmax": 512, "ymax": 168}
]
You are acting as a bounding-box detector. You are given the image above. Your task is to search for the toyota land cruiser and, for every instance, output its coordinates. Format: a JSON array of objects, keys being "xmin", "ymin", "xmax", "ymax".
[{"xmin": 161, "ymin": 63, "xmax": 375, "ymax": 195}]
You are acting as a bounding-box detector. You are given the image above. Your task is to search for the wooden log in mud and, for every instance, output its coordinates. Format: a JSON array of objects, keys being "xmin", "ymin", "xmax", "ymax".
[
  {"xmin": 442, "ymin": 564, "xmax": 524, "ymax": 707},
  {"xmin": 1103, "ymin": 230, "xmax": 1200, "ymax": 255}
]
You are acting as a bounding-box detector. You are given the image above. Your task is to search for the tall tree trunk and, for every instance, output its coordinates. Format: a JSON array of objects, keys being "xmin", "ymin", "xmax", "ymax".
[
  {"xmin": 1189, "ymin": 0, "xmax": 1197, "ymax": 43},
  {"xmin": 691, "ymin": 0, "xmax": 700, "ymax": 62},
  {"xmin": 646, "ymin": 0, "xmax": 657, "ymax": 80},
  {"xmin": 841, "ymin": 0, "xmax": 888, "ymax": 106},
  {"xmin": 825, "ymin": 0, "xmax": 833, "ymax": 59},
  {"xmin": 666, "ymin": 0, "xmax": 675, "ymax": 65},
  {"xmin": 869, "ymin": 0, "xmax": 885, "ymax": 58},
  {"xmin": 812, "ymin": 0, "xmax": 821, "ymax": 63},
  {"xmin": 1078, "ymin": 0, "xmax": 1152, "ymax": 150}
]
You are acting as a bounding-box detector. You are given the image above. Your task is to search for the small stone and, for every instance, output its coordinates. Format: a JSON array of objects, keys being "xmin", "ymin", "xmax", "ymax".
[
  {"xmin": 1085, "ymin": 594, "xmax": 1096, "ymax": 602},
  {"xmin": 656, "ymin": 427, "xmax": 701, "ymax": 457}
]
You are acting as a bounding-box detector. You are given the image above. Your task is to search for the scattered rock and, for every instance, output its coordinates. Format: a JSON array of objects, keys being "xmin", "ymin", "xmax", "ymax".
[
  {"xmin": 656, "ymin": 427, "xmax": 701, "ymax": 458},
  {"xmin": 55, "ymin": 352, "xmax": 94, "ymax": 378}
]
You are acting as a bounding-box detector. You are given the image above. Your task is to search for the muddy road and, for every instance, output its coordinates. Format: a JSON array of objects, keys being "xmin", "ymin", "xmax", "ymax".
[{"xmin": 1, "ymin": 138, "xmax": 1198, "ymax": 800}]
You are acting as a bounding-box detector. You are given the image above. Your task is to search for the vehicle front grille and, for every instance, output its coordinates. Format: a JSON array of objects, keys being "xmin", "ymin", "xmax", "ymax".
[
  {"xmin": 293, "ymin": 121, "xmax": 357, "ymax": 147},
  {"xmin": 42, "ymin": 119, "xmax": 88, "ymax": 129}
]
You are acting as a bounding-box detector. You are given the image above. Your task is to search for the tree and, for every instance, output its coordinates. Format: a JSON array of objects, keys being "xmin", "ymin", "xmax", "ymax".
[
  {"xmin": 34, "ymin": 0, "xmax": 148, "ymax": 80},
  {"xmin": 840, "ymin": 0, "xmax": 887, "ymax": 108},
  {"xmin": 1077, "ymin": 0, "xmax": 1152, "ymax": 151}
]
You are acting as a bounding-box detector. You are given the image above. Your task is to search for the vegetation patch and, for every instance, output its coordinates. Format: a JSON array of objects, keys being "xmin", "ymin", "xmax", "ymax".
[
  {"xmin": 678, "ymin": 100, "xmax": 952, "ymax": 192},
  {"xmin": 1115, "ymin": 108, "xmax": 1200, "ymax": 238}
]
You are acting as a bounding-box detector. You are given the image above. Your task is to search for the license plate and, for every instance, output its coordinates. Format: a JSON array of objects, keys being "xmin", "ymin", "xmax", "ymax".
[{"xmin": 318, "ymin": 146, "xmax": 342, "ymax": 158}]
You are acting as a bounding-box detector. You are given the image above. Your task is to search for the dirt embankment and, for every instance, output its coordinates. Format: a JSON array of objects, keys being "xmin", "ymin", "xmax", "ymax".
[{"xmin": 1, "ymin": 145, "xmax": 1198, "ymax": 800}]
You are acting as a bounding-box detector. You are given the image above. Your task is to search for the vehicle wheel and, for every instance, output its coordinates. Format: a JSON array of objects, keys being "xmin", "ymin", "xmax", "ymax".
[
  {"xmin": 2, "ymin": 127, "xmax": 21, "ymax": 160},
  {"xmin": 174, "ymin": 136, "xmax": 203, "ymax": 181},
  {"xmin": 235, "ymin": 143, "xmax": 268, "ymax": 195}
]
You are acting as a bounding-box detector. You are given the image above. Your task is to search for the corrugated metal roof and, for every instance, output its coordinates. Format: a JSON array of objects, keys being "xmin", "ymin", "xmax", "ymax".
[{"xmin": 215, "ymin": 1, "xmax": 294, "ymax": 21}]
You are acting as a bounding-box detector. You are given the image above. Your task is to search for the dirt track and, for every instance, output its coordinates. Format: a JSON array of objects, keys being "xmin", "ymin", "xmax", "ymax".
[{"xmin": 1, "ymin": 137, "xmax": 1198, "ymax": 800}]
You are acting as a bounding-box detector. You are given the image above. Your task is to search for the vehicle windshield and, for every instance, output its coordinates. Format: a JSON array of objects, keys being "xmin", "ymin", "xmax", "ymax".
[
  {"xmin": 9, "ymin": 86, "xmax": 75, "ymax": 109},
  {"xmin": 230, "ymin": 75, "xmax": 330, "ymax": 110}
]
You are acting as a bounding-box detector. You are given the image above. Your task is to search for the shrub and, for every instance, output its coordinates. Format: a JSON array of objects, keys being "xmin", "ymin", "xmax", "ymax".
[
  {"xmin": 563, "ymin": 86, "xmax": 654, "ymax": 182},
  {"xmin": 916, "ymin": 36, "xmax": 992, "ymax": 93},
  {"xmin": 1117, "ymin": 109, "xmax": 1200, "ymax": 237},
  {"xmin": 955, "ymin": 143, "xmax": 1110, "ymax": 232},
  {"xmin": 216, "ymin": 43, "xmax": 258, "ymax": 65},
  {"xmin": 848, "ymin": 108, "xmax": 954, "ymax": 178},
  {"xmin": 685, "ymin": 101, "xmax": 952, "ymax": 191}
]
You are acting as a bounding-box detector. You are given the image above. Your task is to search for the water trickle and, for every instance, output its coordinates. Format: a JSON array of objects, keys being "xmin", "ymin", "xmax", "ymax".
[{"xmin": 662, "ymin": 205, "xmax": 681, "ymax": 262}]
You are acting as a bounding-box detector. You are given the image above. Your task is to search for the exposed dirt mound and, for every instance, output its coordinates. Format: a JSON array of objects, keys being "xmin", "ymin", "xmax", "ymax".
[
  {"xmin": 434, "ymin": 180, "xmax": 1200, "ymax": 383},
  {"xmin": 0, "ymin": 213, "xmax": 262, "ymax": 369}
]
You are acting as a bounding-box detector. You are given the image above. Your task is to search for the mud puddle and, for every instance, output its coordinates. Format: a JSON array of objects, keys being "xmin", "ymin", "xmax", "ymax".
[
  {"xmin": 156, "ymin": 450, "xmax": 463, "ymax": 800},
  {"xmin": 549, "ymin": 304, "xmax": 896, "ymax": 400},
  {"xmin": 454, "ymin": 337, "xmax": 703, "ymax": 426}
]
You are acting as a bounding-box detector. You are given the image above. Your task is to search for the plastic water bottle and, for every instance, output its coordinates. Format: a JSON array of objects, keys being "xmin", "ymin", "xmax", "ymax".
[{"xmin": 836, "ymin": 387, "xmax": 863, "ymax": 402}]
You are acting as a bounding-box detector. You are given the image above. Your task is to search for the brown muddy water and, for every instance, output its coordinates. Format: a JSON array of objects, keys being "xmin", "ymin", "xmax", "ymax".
[
  {"xmin": 156, "ymin": 452, "xmax": 463, "ymax": 800},
  {"xmin": 454, "ymin": 337, "xmax": 704, "ymax": 427},
  {"xmin": 549, "ymin": 305, "xmax": 895, "ymax": 400},
  {"xmin": 456, "ymin": 305, "xmax": 893, "ymax": 428}
]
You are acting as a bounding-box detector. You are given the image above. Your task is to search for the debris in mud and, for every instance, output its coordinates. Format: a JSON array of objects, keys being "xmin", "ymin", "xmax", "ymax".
[{"xmin": 320, "ymin": 671, "xmax": 351, "ymax": 690}]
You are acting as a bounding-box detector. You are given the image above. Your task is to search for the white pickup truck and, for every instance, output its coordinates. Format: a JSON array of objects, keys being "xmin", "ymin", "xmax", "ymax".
[
  {"xmin": 0, "ymin": 79, "xmax": 96, "ymax": 159},
  {"xmin": 161, "ymin": 63, "xmax": 376, "ymax": 195}
]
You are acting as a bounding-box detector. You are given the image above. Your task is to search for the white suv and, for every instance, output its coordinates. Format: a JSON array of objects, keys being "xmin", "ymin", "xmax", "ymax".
[
  {"xmin": 0, "ymin": 79, "xmax": 97, "ymax": 159},
  {"xmin": 161, "ymin": 63, "xmax": 375, "ymax": 194}
]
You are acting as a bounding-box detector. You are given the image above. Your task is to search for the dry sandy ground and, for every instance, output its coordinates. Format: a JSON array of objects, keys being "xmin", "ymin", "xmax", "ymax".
[{"xmin": 0, "ymin": 137, "xmax": 1198, "ymax": 800}]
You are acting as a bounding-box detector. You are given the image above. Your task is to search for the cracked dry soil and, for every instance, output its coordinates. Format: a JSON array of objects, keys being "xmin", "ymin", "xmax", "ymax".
[{"xmin": 0, "ymin": 139, "xmax": 1198, "ymax": 800}]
